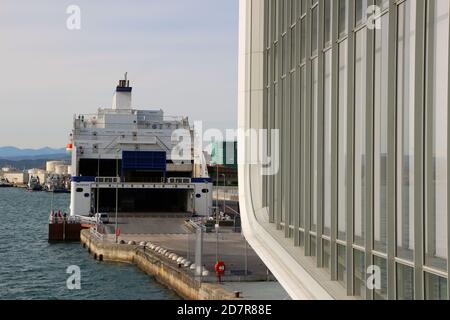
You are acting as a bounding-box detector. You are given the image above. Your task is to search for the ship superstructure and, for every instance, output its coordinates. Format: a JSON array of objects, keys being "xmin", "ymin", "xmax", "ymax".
[{"xmin": 68, "ymin": 76, "xmax": 212, "ymax": 217}]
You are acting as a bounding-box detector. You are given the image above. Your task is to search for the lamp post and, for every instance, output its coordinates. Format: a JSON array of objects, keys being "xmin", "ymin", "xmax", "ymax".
[
  {"xmin": 97, "ymin": 154, "xmax": 100, "ymax": 217},
  {"xmin": 95, "ymin": 154, "xmax": 100, "ymax": 235},
  {"xmin": 220, "ymin": 174, "xmax": 226, "ymax": 216},
  {"xmin": 115, "ymin": 149, "xmax": 120, "ymax": 244},
  {"xmin": 215, "ymin": 165, "xmax": 219, "ymax": 263},
  {"xmin": 216, "ymin": 164, "xmax": 219, "ymax": 219}
]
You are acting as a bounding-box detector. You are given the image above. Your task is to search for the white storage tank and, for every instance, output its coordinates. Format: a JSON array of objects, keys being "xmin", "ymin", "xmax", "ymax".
[
  {"xmin": 46, "ymin": 161, "xmax": 65, "ymax": 173},
  {"xmin": 55, "ymin": 165, "xmax": 68, "ymax": 175},
  {"xmin": 28, "ymin": 169, "xmax": 38, "ymax": 175}
]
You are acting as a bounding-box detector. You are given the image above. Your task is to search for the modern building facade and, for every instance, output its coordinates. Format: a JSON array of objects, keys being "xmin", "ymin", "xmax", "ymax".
[{"xmin": 238, "ymin": 0, "xmax": 449, "ymax": 299}]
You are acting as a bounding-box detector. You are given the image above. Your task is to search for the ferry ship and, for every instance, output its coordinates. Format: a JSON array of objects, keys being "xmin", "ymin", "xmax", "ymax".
[{"xmin": 67, "ymin": 76, "xmax": 213, "ymax": 218}]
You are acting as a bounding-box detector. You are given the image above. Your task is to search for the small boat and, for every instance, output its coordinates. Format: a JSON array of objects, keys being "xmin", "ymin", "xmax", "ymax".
[
  {"xmin": 45, "ymin": 174, "xmax": 69, "ymax": 193},
  {"xmin": 27, "ymin": 176, "xmax": 43, "ymax": 191},
  {"xmin": 0, "ymin": 177, "xmax": 13, "ymax": 188}
]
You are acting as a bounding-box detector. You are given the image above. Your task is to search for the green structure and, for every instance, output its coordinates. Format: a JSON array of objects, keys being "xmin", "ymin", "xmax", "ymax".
[{"xmin": 211, "ymin": 141, "xmax": 238, "ymax": 168}]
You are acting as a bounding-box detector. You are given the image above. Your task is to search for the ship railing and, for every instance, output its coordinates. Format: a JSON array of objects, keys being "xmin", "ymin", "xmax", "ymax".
[
  {"xmin": 73, "ymin": 112, "xmax": 187, "ymax": 130},
  {"xmin": 93, "ymin": 177, "xmax": 192, "ymax": 184},
  {"xmin": 95, "ymin": 177, "xmax": 121, "ymax": 183},
  {"xmin": 90, "ymin": 226, "xmax": 104, "ymax": 241},
  {"xmin": 167, "ymin": 177, "xmax": 192, "ymax": 184}
]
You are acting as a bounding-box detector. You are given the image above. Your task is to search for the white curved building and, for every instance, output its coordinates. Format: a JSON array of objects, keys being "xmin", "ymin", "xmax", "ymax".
[{"xmin": 239, "ymin": 0, "xmax": 449, "ymax": 300}]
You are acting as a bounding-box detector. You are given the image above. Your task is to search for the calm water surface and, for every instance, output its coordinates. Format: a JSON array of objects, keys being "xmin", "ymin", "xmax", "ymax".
[{"xmin": 0, "ymin": 188, "xmax": 179, "ymax": 300}]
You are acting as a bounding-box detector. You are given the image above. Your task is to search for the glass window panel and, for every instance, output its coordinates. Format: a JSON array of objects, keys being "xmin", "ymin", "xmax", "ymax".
[
  {"xmin": 289, "ymin": 74, "xmax": 295, "ymax": 227},
  {"xmin": 311, "ymin": 6, "xmax": 318, "ymax": 54},
  {"xmin": 290, "ymin": 0, "xmax": 297, "ymax": 25},
  {"xmin": 324, "ymin": 50, "xmax": 332, "ymax": 236},
  {"xmin": 291, "ymin": 25, "xmax": 296, "ymax": 70},
  {"xmin": 274, "ymin": 43, "xmax": 279, "ymax": 82},
  {"xmin": 324, "ymin": 0, "xmax": 332, "ymax": 45},
  {"xmin": 281, "ymin": 78, "xmax": 286, "ymax": 224},
  {"xmin": 396, "ymin": 264, "xmax": 414, "ymax": 300},
  {"xmin": 339, "ymin": 0, "xmax": 347, "ymax": 36},
  {"xmin": 425, "ymin": 273, "xmax": 448, "ymax": 300},
  {"xmin": 266, "ymin": 50, "xmax": 271, "ymax": 87},
  {"xmin": 278, "ymin": 80, "xmax": 284, "ymax": 225},
  {"xmin": 310, "ymin": 235, "xmax": 317, "ymax": 257},
  {"xmin": 373, "ymin": 256, "xmax": 387, "ymax": 300},
  {"xmin": 355, "ymin": 0, "xmax": 368, "ymax": 26},
  {"xmin": 300, "ymin": 19, "xmax": 306, "ymax": 61},
  {"xmin": 354, "ymin": 28, "xmax": 367, "ymax": 247},
  {"xmin": 337, "ymin": 244, "xmax": 347, "ymax": 286},
  {"xmin": 282, "ymin": 35, "xmax": 287, "ymax": 75},
  {"xmin": 354, "ymin": 250, "xmax": 366, "ymax": 298},
  {"xmin": 265, "ymin": 0, "xmax": 271, "ymax": 48},
  {"xmin": 396, "ymin": 0, "xmax": 416, "ymax": 261},
  {"xmin": 300, "ymin": 66, "xmax": 306, "ymax": 228},
  {"xmin": 375, "ymin": 0, "xmax": 389, "ymax": 11},
  {"xmin": 299, "ymin": 230, "xmax": 305, "ymax": 247},
  {"xmin": 323, "ymin": 240, "xmax": 331, "ymax": 272},
  {"xmin": 275, "ymin": 0, "xmax": 280, "ymax": 39},
  {"xmin": 426, "ymin": 0, "xmax": 449, "ymax": 272},
  {"xmin": 374, "ymin": 13, "xmax": 389, "ymax": 253},
  {"xmin": 338, "ymin": 40, "xmax": 348, "ymax": 241},
  {"xmin": 312, "ymin": 58, "xmax": 319, "ymax": 232},
  {"xmin": 301, "ymin": 0, "xmax": 306, "ymax": 16},
  {"xmin": 274, "ymin": 83, "xmax": 279, "ymax": 223}
]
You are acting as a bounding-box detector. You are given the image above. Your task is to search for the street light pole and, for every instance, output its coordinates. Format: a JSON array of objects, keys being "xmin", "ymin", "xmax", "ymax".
[
  {"xmin": 221, "ymin": 174, "xmax": 226, "ymax": 216},
  {"xmin": 216, "ymin": 164, "xmax": 219, "ymax": 218},
  {"xmin": 97, "ymin": 154, "xmax": 100, "ymax": 216},
  {"xmin": 215, "ymin": 164, "xmax": 219, "ymax": 263},
  {"xmin": 115, "ymin": 150, "xmax": 119, "ymax": 244}
]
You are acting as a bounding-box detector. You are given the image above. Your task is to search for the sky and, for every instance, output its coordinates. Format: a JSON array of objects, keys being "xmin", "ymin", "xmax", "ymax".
[{"xmin": 0, "ymin": 0, "xmax": 239, "ymax": 148}]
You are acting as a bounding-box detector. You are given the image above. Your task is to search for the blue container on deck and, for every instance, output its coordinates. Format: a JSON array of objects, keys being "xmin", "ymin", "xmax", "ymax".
[{"xmin": 122, "ymin": 151, "xmax": 167, "ymax": 172}]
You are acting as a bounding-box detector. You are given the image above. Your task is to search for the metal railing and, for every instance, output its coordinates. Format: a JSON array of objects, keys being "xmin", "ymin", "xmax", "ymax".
[
  {"xmin": 94, "ymin": 177, "xmax": 191, "ymax": 184},
  {"xmin": 90, "ymin": 227, "xmax": 104, "ymax": 241},
  {"xmin": 167, "ymin": 177, "xmax": 192, "ymax": 184},
  {"xmin": 95, "ymin": 177, "xmax": 121, "ymax": 183}
]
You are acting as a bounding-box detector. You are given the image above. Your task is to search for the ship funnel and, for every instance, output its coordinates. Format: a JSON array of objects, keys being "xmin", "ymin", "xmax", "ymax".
[{"xmin": 112, "ymin": 73, "xmax": 132, "ymax": 110}]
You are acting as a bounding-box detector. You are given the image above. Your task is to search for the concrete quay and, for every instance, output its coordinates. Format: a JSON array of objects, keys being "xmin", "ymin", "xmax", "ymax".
[
  {"xmin": 80, "ymin": 229, "xmax": 242, "ymax": 300},
  {"xmin": 102, "ymin": 217, "xmax": 273, "ymax": 281}
]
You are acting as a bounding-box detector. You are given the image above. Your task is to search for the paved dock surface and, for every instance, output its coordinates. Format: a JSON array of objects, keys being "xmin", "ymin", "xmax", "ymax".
[
  {"xmin": 105, "ymin": 217, "xmax": 190, "ymax": 235},
  {"xmin": 99, "ymin": 216, "xmax": 290, "ymax": 300},
  {"xmin": 221, "ymin": 282, "xmax": 290, "ymax": 300}
]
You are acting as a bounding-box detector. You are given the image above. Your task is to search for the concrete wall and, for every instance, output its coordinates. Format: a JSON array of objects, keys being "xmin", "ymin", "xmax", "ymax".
[
  {"xmin": 80, "ymin": 230, "xmax": 239, "ymax": 300},
  {"xmin": 3, "ymin": 172, "xmax": 29, "ymax": 185}
]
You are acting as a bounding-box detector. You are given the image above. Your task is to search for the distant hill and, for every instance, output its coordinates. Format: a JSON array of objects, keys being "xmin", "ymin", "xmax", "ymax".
[
  {"xmin": 0, "ymin": 159, "xmax": 51, "ymax": 170},
  {"xmin": 0, "ymin": 146, "xmax": 67, "ymax": 160},
  {"xmin": 0, "ymin": 146, "xmax": 69, "ymax": 170}
]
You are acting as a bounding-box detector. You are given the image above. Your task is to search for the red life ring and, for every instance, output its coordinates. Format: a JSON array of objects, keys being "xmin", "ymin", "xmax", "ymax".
[{"xmin": 214, "ymin": 261, "xmax": 226, "ymax": 276}]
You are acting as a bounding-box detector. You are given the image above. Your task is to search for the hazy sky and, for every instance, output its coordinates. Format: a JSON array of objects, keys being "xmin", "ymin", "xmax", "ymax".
[{"xmin": 0, "ymin": 0, "xmax": 238, "ymax": 148}]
